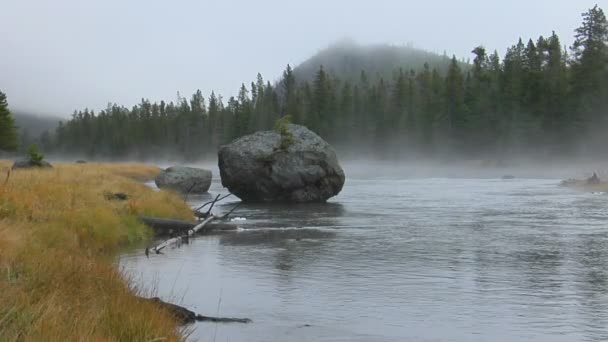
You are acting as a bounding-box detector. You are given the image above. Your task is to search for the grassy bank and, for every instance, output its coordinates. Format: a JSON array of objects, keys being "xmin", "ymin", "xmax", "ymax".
[
  {"xmin": 0, "ymin": 161, "xmax": 193, "ymax": 340},
  {"xmin": 561, "ymin": 179, "xmax": 608, "ymax": 192}
]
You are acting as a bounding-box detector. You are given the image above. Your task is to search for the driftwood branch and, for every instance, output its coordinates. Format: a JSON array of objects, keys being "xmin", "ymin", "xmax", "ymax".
[
  {"xmin": 151, "ymin": 215, "xmax": 215, "ymax": 254},
  {"xmin": 141, "ymin": 297, "xmax": 251, "ymax": 325},
  {"xmin": 194, "ymin": 193, "xmax": 232, "ymax": 212},
  {"xmin": 204, "ymin": 194, "xmax": 221, "ymax": 218},
  {"xmin": 147, "ymin": 194, "xmax": 241, "ymax": 254},
  {"xmin": 217, "ymin": 203, "xmax": 241, "ymax": 220},
  {"xmin": 139, "ymin": 216, "xmax": 196, "ymax": 236},
  {"xmin": 183, "ymin": 181, "xmax": 200, "ymax": 203},
  {"xmin": 139, "ymin": 216, "xmax": 238, "ymax": 236}
]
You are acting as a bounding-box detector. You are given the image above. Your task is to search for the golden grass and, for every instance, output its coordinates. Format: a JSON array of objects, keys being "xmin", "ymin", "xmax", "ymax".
[
  {"xmin": 562, "ymin": 179, "xmax": 608, "ymax": 192},
  {"xmin": 0, "ymin": 161, "xmax": 193, "ymax": 340}
]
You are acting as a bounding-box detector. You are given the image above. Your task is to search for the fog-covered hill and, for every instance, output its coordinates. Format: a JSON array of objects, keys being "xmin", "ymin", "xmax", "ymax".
[{"xmin": 293, "ymin": 39, "xmax": 463, "ymax": 83}]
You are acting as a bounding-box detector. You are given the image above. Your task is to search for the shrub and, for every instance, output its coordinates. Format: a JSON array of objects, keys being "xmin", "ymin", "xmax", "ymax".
[
  {"xmin": 27, "ymin": 144, "xmax": 44, "ymax": 165},
  {"xmin": 273, "ymin": 115, "xmax": 294, "ymax": 151}
]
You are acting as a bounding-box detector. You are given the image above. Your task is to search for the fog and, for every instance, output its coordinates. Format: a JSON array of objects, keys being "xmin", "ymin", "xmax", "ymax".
[{"xmin": 2, "ymin": 0, "xmax": 605, "ymax": 116}]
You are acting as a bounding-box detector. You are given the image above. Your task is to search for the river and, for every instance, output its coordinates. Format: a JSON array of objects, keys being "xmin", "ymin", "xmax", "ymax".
[{"xmin": 120, "ymin": 172, "xmax": 608, "ymax": 341}]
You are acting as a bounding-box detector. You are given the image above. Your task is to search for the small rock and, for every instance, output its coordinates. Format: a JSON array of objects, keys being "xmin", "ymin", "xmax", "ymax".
[
  {"xmin": 104, "ymin": 192, "xmax": 128, "ymax": 201},
  {"xmin": 560, "ymin": 179, "xmax": 577, "ymax": 186},
  {"xmin": 155, "ymin": 166, "xmax": 212, "ymax": 194},
  {"xmin": 11, "ymin": 159, "xmax": 53, "ymax": 170}
]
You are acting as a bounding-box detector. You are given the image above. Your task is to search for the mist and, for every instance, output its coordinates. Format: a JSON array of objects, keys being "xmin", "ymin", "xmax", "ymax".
[
  {"xmin": 4, "ymin": 3, "xmax": 608, "ymax": 340},
  {"xmin": 3, "ymin": 0, "xmax": 608, "ymax": 182},
  {"xmin": 2, "ymin": 0, "xmax": 604, "ymax": 116}
]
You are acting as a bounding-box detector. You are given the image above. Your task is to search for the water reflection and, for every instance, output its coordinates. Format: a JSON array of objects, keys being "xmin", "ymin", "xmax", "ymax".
[
  {"xmin": 121, "ymin": 178, "xmax": 608, "ymax": 342},
  {"xmin": 219, "ymin": 229, "xmax": 337, "ymax": 247},
  {"xmin": 214, "ymin": 202, "xmax": 347, "ymax": 229}
]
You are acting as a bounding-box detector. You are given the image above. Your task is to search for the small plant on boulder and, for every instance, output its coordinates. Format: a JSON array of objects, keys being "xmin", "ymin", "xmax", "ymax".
[
  {"xmin": 27, "ymin": 144, "xmax": 44, "ymax": 165},
  {"xmin": 273, "ymin": 115, "xmax": 294, "ymax": 151}
]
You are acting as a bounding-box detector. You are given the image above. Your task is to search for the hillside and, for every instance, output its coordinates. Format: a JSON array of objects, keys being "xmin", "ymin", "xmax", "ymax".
[
  {"xmin": 13, "ymin": 111, "xmax": 60, "ymax": 136},
  {"xmin": 293, "ymin": 39, "xmax": 462, "ymax": 84},
  {"xmin": 11, "ymin": 111, "xmax": 61, "ymax": 151}
]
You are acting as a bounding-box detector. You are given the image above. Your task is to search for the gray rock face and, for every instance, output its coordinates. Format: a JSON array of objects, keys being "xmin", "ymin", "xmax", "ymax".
[
  {"xmin": 12, "ymin": 159, "xmax": 53, "ymax": 170},
  {"xmin": 155, "ymin": 166, "xmax": 212, "ymax": 194},
  {"xmin": 218, "ymin": 124, "xmax": 345, "ymax": 202}
]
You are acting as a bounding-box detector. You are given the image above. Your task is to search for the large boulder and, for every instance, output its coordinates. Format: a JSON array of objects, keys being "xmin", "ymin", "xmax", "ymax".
[
  {"xmin": 155, "ymin": 166, "xmax": 212, "ymax": 194},
  {"xmin": 12, "ymin": 159, "xmax": 53, "ymax": 170},
  {"xmin": 218, "ymin": 124, "xmax": 345, "ymax": 203}
]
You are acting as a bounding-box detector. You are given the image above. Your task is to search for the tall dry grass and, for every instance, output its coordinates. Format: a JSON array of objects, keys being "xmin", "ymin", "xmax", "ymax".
[
  {"xmin": 0, "ymin": 161, "xmax": 193, "ymax": 340},
  {"xmin": 569, "ymin": 182, "xmax": 608, "ymax": 192}
]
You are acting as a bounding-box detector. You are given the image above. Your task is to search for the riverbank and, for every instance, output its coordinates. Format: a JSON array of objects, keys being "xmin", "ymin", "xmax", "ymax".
[
  {"xmin": 0, "ymin": 161, "xmax": 193, "ymax": 339},
  {"xmin": 561, "ymin": 178, "xmax": 608, "ymax": 192}
]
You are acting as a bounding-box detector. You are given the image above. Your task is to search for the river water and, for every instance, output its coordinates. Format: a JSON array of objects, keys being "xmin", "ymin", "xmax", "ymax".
[{"xmin": 120, "ymin": 173, "xmax": 608, "ymax": 342}]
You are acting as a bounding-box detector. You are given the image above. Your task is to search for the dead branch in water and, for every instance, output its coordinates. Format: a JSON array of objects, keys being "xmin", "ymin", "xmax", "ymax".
[
  {"xmin": 151, "ymin": 215, "xmax": 215, "ymax": 254},
  {"xmin": 194, "ymin": 193, "xmax": 233, "ymax": 220},
  {"xmin": 216, "ymin": 203, "xmax": 241, "ymax": 220},
  {"xmin": 146, "ymin": 194, "xmax": 238, "ymax": 254},
  {"xmin": 139, "ymin": 216, "xmax": 238, "ymax": 234},
  {"xmin": 183, "ymin": 181, "xmax": 200, "ymax": 203},
  {"xmin": 194, "ymin": 193, "xmax": 232, "ymax": 212},
  {"xmin": 141, "ymin": 297, "xmax": 251, "ymax": 325},
  {"xmin": 139, "ymin": 216, "xmax": 196, "ymax": 233},
  {"xmin": 149, "ymin": 194, "xmax": 240, "ymax": 254},
  {"xmin": 204, "ymin": 194, "xmax": 221, "ymax": 218}
]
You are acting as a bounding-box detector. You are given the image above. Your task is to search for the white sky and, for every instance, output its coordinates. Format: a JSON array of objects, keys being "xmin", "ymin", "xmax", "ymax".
[{"xmin": 1, "ymin": 0, "xmax": 606, "ymax": 117}]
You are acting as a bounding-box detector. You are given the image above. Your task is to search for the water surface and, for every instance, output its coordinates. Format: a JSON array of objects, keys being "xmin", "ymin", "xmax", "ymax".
[{"xmin": 121, "ymin": 177, "xmax": 608, "ymax": 341}]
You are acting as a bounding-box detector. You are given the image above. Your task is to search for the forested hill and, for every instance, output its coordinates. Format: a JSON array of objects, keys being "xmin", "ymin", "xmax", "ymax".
[
  {"xmin": 13, "ymin": 112, "xmax": 59, "ymax": 152},
  {"xmin": 15, "ymin": 5, "xmax": 608, "ymax": 162},
  {"xmin": 293, "ymin": 40, "xmax": 458, "ymax": 84}
]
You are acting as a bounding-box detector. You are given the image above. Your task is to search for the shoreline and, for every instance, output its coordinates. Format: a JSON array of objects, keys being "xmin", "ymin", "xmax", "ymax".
[
  {"xmin": 0, "ymin": 160, "xmax": 193, "ymax": 339},
  {"xmin": 560, "ymin": 178, "xmax": 608, "ymax": 193}
]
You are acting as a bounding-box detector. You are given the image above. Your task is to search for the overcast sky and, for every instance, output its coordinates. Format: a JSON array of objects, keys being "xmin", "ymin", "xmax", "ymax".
[{"xmin": 1, "ymin": 0, "xmax": 606, "ymax": 117}]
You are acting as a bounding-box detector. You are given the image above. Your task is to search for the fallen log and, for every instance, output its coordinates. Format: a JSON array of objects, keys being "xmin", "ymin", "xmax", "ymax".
[
  {"xmin": 151, "ymin": 215, "xmax": 215, "ymax": 253},
  {"xmin": 139, "ymin": 216, "xmax": 238, "ymax": 236},
  {"xmin": 139, "ymin": 216, "xmax": 196, "ymax": 235},
  {"xmin": 148, "ymin": 194, "xmax": 241, "ymax": 254},
  {"xmin": 207, "ymin": 222, "xmax": 239, "ymax": 231},
  {"xmin": 142, "ymin": 297, "xmax": 252, "ymax": 325}
]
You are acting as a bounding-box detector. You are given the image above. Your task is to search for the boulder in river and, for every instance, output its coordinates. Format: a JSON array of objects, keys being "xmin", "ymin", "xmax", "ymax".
[
  {"xmin": 11, "ymin": 159, "xmax": 53, "ymax": 170},
  {"xmin": 218, "ymin": 124, "xmax": 345, "ymax": 202},
  {"xmin": 155, "ymin": 166, "xmax": 212, "ymax": 194}
]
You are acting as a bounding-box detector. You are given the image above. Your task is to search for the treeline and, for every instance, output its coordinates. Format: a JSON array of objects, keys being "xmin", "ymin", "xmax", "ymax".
[
  {"xmin": 47, "ymin": 6, "xmax": 608, "ymax": 160},
  {"xmin": 0, "ymin": 91, "xmax": 18, "ymax": 153}
]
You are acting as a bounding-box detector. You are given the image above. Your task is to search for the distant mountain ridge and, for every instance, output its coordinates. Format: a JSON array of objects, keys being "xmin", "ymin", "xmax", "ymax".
[
  {"xmin": 13, "ymin": 111, "xmax": 60, "ymax": 136},
  {"xmin": 292, "ymin": 39, "xmax": 463, "ymax": 83}
]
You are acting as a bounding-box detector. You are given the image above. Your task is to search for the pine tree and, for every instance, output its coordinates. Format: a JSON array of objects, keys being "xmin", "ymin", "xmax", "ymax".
[
  {"xmin": 416, "ymin": 63, "xmax": 434, "ymax": 150},
  {"xmin": 444, "ymin": 56, "xmax": 466, "ymax": 149},
  {"xmin": 0, "ymin": 91, "xmax": 18, "ymax": 152},
  {"xmin": 311, "ymin": 66, "xmax": 334, "ymax": 136},
  {"xmin": 570, "ymin": 5, "xmax": 608, "ymax": 128},
  {"xmin": 281, "ymin": 65, "xmax": 299, "ymax": 121},
  {"xmin": 571, "ymin": 5, "xmax": 608, "ymax": 73},
  {"xmin": 45, "ymin": 7, "xmax": 608, "ymax": 160}
]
